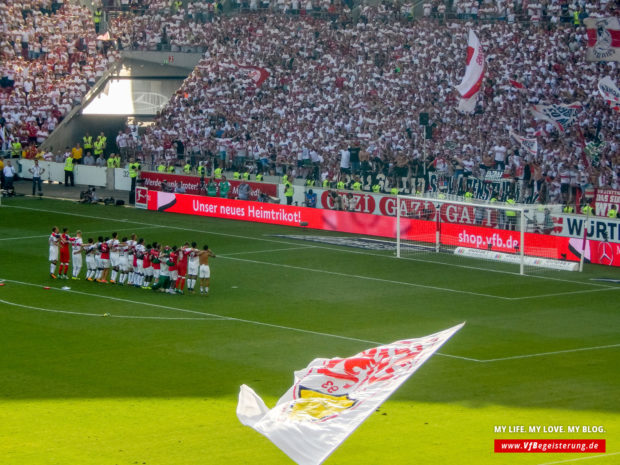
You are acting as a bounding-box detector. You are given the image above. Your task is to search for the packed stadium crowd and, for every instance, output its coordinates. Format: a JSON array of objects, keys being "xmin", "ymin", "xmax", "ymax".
[
  {"xmin": 1, "ymin": 0, "xmax": 618, "ymax": 205},
  {"xmin": 48, "ymin": 227, "xmax": 216, "ymax": 294},
  {"xmin": 0, "ymin": 0, "xmax": 120, "ymax": 154},
  {"xmin": 106, "ymin": 2, "xmax": 618, "ymax": 202}
]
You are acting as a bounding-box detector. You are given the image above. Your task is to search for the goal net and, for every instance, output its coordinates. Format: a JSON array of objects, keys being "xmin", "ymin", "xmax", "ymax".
[{"xmin": 395, "ymin": 195, "xmax": 578, "ymax": 275}]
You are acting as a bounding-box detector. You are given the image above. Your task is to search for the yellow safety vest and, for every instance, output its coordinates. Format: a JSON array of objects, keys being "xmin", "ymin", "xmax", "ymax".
[
  {"xmin": 129, "ymin": 163, "xmax": 139, "ymax": 178},
  {"xmin": 157, "ymin": 164, "xmax": 166, "ymax": 172},
  {"xmin": 506, "ymin": 199, "xmax": 516, "ymax": 216},
  {"xmin": 214, "ymin": 168, "xmax": 222, "ymax": 179},
  {"xmin": 64, "ymin": 157, "xmax": 74, "ymax": 172},
  {"xmin": 183, "ymin": 164, "xmax": 191, "ymax": 174}
]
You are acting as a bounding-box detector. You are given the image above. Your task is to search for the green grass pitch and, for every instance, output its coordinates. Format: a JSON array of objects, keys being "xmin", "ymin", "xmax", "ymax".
[{"xmin": 1, "ymin": 197, "xmax": 619, "ymax": 465}]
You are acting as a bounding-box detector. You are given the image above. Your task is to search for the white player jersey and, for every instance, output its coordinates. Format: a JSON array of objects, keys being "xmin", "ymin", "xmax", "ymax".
[
  {"xmin": 84, "ymin": 244, "xmax": 96, "ymax": 255},
  {"xmin": 109, "ymin": 239, "xmax": 120, "ymax": 253},
  {"xmin": 72, "ymin": 237, "xmax": 83, "ymax": 253},
  {"xmin": 188, "ymin": 248, "xmax": 199, "ymax": 265},
  {"xmin": 126, "ymin": 240, "xmax": 137, "ymax": 255},
  {"xmin": 49, "ymin": 233, "xmax": 59, "ymax": 248},
  {"xmin": 135, "ymin": 243, "xmax": 146, "ymax": 259}
]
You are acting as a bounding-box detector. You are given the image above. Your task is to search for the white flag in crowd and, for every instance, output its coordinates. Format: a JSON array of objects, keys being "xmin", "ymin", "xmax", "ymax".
[
  {"xmin": 458, "ymin": 92, "xmax": 479, "ymax": 114},
  {"xmin": 598, "ymin": 76, "xmax": 620, "ymax": 111},
  {"xmin": 237, "ymin": 323, "xmax": 464, "ymax": 465},
  {"xmin": 509, "ymin": 131, "xmax": 538, "ymax": 157},
  {"xmin": 530, "ymin": 102, "xmax": 581, "ymax": 132},
  {"xmin": 584, "ymin": 17, "xmax": 620, "ymax": 62},
  {"xmin": 455, "ymin": 30, "xmax": 485, "ymax": 98}
]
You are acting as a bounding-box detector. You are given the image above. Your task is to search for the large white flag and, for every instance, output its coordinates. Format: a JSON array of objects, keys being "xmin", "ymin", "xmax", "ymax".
[
  {"xmin": 598, "ymin": 76, "xmax": 620, "ymax": 111},
  {"xmin": 530, "ymin": 102, "xmax": 581, "ymax": 132},
  {"xmin": 237, "ymin": 323, "xmax": 464, "ymax": 465},
  {"xmin": 455, "ymin": 30, "xmax": 485, "ymax": 98}
]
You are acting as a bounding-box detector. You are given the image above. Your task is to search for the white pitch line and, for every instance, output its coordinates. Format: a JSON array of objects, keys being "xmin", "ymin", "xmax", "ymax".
[
  {"xmin": 538, "ymin": 451, "xmax": 620, "ymax": 465},
  {"xmin": 511, "ymin": 287, "xmax": 620, "ymax": 300},
  {"xmin": 220, "ymin": 255, "xmax": 513, "ymax": 300},
  {"xmin": 3, "ymin": 278, "xmax": 619, "ymax": 364},
  {"xmin": 0, "ymin": 278, "xmax": 473, "ymax": 361},
  {"xmin": 4, "ymin": 204, "xmax": 615, "ymax": 291},
  {"xmin": 0, "ymin": 298, "xmax": 222, "ymax": 321},
  {"xmin": 480, "ymin": 343, "xmax": 620, "ymax": 363},
  {"xmin": 0, "ymin": 226, "xmax": 160, "ymax": 242},
  {"xmin": 221, "ymin": 245, "xmax": 316, "ymax": 256}
]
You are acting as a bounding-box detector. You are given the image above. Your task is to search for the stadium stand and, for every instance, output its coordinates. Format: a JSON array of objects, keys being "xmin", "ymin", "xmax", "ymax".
[
  {"xmin": 0, "ymin": 0, "xmax": 120, "ymax": 156},
  {"xmin": 2, "ymin": 0, "xmax": 618, "ymax": 204}
]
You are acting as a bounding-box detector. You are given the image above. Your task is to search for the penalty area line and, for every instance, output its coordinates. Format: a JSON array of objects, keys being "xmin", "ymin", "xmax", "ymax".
[{"xmin": 220, "ymin": 255, "xmax": 513, "ymax": 301}]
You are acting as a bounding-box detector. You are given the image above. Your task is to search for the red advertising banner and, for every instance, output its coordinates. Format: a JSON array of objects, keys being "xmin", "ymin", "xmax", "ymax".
[
  {"xmin": 140, "ymin": 171, "xmax": 277, "ymax": 201},
  {"xmin": 147, "ymin": 191, "xmax": 619, "ymax": 267}
]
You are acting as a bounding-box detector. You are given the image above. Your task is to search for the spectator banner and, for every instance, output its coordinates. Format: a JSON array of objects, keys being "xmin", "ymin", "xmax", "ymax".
[
  {"xmin": 237, "ymin": 324, "xmax": 464, "ymax": 465},
  {"xmin": 598, "ymin": 76, "xmax": 620, "ymax": 111},
  {"xmin": 530, "ymin": 102, "xmax": 582, "ymax": 132},
  {"xmin": 140, "ymin": 171, "xmax": 276, "ymax": 200},
  {"xmin": 147, "ymin": 191, "xmax": 619, "ymax": 267},
  {"xmin": 594, "ymin": 189, "xmax": 620, "ymax": 217},
  {"xmin": 509, "ymin": 131, "xmax": 538, "ymax": 156},
  {"xmin": 584, "ymin": 17, "xmax": 620, "ymax": 62},
  {"xmin": 455, "ymin": 30, "xmax": 485, "ymax": 98}
]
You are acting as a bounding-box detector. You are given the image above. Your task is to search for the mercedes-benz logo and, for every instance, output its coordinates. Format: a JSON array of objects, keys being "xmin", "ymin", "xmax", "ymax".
[{"xmin": 598, "ymin": 241, "xmax": 614, "ymax": 266}]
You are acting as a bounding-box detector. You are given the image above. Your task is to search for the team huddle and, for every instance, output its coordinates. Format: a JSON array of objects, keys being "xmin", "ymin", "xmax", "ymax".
[{"xmin": 48, "ymin": 227, "xmax": 216, "ymax": 295}]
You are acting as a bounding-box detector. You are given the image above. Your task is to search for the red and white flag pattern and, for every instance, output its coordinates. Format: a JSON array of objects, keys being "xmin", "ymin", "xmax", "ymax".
[
  {"xmin": 237, "ymin": 323, "xmax": 464, "ymax": 465},
  {"xmin": 455, "ymin": 30, "xmax": 485, "ymax": 98},
  {"xmin": 584, "ymin": 17, "xmax": 620, "ymax": 62}
]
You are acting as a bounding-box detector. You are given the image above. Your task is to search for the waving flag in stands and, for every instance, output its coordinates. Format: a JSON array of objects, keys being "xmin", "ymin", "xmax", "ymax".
[
  {"xmin": 509, "ymin": 131, "xmax": 538, "ymax": 157},
  {"xmin": 584, "ymin": 17, "xmax": 620, "ymax": 62},
  {"xmin": 530, "ymin": 102, "xmax": 581, "ymax": 132},
  {"xmin": 455, "ymin": 30, "xmax": 485, "ymax": 98},
  {"xmin": 237, "ymin": 323, "xmax": 464, "ymax": 465},
  {"xmin": 598, "ymin": 76, "xmax": 620, "ymax": 111}
]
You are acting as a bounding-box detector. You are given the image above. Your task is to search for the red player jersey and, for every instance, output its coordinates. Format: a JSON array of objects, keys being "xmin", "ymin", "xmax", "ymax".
[
  {"xmin": 167, "ymin": 251, "xmax": 178, "ymax": 272},
  {"xmin": 151, "ymin": 249, "xmax": 160, "ymax": 270},
  {"xmin": 100, "ymin": 242, "xmax": 110, "ymax": 259},
  {"xmin": 60, "ymin": 233, "xmax": 71, "ymax": 254}
]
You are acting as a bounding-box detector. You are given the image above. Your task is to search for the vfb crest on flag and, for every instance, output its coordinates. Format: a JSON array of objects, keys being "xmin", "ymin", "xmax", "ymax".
[{"xmin": 237, "ymin": 323, "xmax": 464, "ymax": 465}]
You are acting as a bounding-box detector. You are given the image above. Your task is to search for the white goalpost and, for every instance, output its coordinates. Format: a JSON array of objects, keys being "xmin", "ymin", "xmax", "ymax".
[{"xmin": 395, "ymin": 195, "xmax": 579, "ymax": 275}]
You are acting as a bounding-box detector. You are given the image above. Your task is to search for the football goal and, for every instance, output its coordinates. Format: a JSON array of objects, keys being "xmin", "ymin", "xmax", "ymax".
[{"xmin": 395, "ymin": 195, "xmax": 578, "ymax": 275}]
